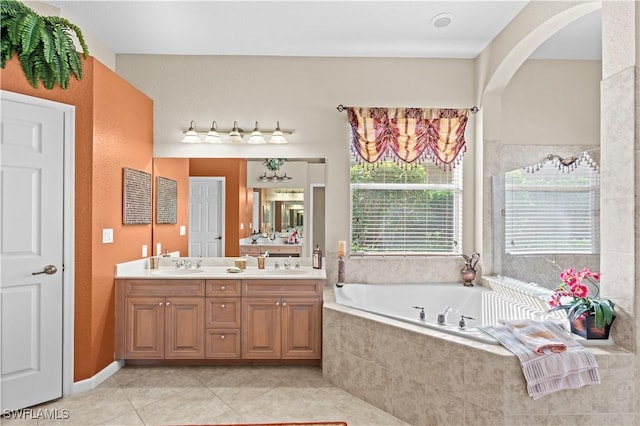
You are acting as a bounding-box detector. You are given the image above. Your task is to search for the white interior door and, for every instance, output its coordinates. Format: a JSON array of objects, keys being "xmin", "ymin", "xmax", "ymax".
[
  {"xmin": 1, "ymin": 97, "xmax": 65, "ymax": 411},
  {"xmin": 189, "ymin": 177, "xmax": 224, "ymax": 257}
]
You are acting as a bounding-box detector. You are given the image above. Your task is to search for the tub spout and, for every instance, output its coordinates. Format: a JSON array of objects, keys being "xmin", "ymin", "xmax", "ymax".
[{"xmin": 437, "ymin": 306, "xmax": 452, "ymax": 325}]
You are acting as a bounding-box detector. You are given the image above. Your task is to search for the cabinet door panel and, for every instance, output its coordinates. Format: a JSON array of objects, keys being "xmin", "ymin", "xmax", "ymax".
[
  {"xmin": 242, "ymin": 298, "xmax": 281, "ymax": 359},
  {"xmin": 125, "ymin": 297, "xmax": 165, "ymax": 359},
  {"xmin": 165, "ymin": 297, "xmax": 205, "ymax": 359},
  {"xmin": 282, "ymin": 298, "xmax": 322, "ymax": 359}
]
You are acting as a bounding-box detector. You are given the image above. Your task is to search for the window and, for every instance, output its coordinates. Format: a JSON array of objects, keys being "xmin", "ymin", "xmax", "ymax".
[
  {"xmin": 504, "ymin": 163, "xmax": 600, "ymax": 254},
  {"xmin": 350, "ymin": 160, "xmax": 463, "ymax": 254}
]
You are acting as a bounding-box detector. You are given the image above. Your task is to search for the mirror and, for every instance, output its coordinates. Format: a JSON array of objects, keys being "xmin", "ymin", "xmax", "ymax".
[
  {"xmin": 254, "ymin": 187, "xmax": 304, "ymax": 234},
  {"xmin": 151, "ymin": 157, "xmax": 325, "ymax": 258},
  {"xmin": 493, "ymin": 149, "xmax": 600, "ymax": 289}
]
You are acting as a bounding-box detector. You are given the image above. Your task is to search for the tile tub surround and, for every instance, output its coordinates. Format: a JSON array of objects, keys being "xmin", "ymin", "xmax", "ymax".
[{"xmin": 322, "ymin": 295, "xmax": 639, "ymax": 426}]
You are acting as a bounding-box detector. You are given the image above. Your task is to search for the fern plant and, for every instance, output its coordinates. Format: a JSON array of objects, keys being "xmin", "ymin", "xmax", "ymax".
[{"xmin": 1, "ymin": 0, "xmax": 89, "ymax": 89}]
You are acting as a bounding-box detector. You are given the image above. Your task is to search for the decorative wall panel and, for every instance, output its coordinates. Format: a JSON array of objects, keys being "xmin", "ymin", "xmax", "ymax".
[
  {"xmin": 156, "ymin": 176, "xmax": 177, "ymax": 224},
  {"xmin": 123, "ymin": 167, "xmax": 151, "ymax": 224}
]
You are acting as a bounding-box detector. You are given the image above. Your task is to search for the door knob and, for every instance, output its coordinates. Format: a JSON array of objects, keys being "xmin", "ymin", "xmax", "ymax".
[
  {"xmin": 32, "ymin": 265, "xmax": 57, "ymax": 275},
  {"xmin": 215, "ymin": 236, "xmax": 222, "ymax": 240}
]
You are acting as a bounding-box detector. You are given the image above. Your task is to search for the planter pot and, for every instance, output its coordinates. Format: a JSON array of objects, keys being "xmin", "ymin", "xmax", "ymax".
[{"xmin": 570, "ymin": 314, "xmax": 615, "ymax": 339}]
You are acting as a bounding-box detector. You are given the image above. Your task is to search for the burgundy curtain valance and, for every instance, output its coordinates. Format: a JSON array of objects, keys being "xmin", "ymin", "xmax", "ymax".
[{"xmin": 347, "ymin": 107, "xmax": 470, "ymax": 169}]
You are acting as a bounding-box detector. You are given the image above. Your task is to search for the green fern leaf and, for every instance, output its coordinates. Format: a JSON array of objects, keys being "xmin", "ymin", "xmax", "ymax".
[
  {"xmin": 20, "ymin": 13, "xmax": 44, "ymax": 56},
  {"xmin": 1, "ymin": 32, "xmax": 15, "ymax": 67},
  {"xmin": 40, "ymin": 28, "xmax": 54, "ymax": 63},
  {"xmin": 18, "ymin": 50, "xmax": 40, "ymax": 87},
  {"xmin": 46, "ymin": 15, "xmax": 89, "ymax": 57}
]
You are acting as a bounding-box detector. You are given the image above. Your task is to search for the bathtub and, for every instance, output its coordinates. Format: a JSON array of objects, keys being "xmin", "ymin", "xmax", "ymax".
[{"xmin": 333, "ymin": 282, "xmax": 562, "ymax": 344}]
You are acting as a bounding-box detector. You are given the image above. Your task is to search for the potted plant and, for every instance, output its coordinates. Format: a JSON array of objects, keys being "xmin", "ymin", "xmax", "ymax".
[
  {"xmin": 1, "ymin": 0, "xmax": 89, "ymax": 89},
  {"xmin": 549, "ymin": 267, "xmax": 615, "ymax": 339}
]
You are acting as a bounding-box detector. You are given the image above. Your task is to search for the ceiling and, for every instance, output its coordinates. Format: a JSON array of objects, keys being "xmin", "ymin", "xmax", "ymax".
[{"xmin": 44, "ymin": 1, "xmax": 602, "ymax": 60}]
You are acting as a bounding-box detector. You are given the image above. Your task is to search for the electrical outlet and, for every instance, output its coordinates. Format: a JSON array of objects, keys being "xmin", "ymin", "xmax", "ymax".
[
  {"xmin": 102, "ymin": 228, "xmax": 113, "ymax": 244},
  {"xmin": 156, "ymin": 243, "xmax": 162, "ymax": 256},
  {"xmin": 180, "ymin": 225, "xmax": 186, "ymax": 236},
  {"xmin": 142, "ymin": 244, "xmax": 148, "ymax": 257}
]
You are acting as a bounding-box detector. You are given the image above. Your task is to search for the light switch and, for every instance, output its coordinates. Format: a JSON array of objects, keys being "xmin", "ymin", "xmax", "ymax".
[
  {"xmin": 180, "ymin": 225, "xmax": 186, "ymax": 236},
  {"xmin": 142, "ymin": 244, "xmax": 148, "ymax": 257},
  {"xmin": 156, "ymin": 243, "xmax": 162, "ymax": 256},
  {"xmin": 102, "ymin": 228, "xmax": 113, "ymax": 244},
  {"xmin": 240, "ymin": 223, "xmax": 244, "ymax": 230}
]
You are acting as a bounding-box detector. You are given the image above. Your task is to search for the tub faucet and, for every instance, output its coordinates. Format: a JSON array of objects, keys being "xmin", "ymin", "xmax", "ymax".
[{"xmin": 437, "ymin": 306, "xmax": 452, "ymax": 325}]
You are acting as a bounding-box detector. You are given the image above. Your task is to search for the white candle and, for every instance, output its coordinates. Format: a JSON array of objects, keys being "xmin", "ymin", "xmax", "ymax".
[{"xmin": 338, "ymin": 240, "xmax": 346, "ymax": 257}]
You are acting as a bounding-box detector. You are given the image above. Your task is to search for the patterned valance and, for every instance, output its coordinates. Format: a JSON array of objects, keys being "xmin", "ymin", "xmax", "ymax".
[{"xmin": 347, "ymin": 107, "xmax": 470, "ymax": 169}]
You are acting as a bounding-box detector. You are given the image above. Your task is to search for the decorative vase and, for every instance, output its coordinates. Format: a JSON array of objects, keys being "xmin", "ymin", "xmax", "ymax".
[{"xmin": 570, "ymin": 314, "xmax": 615, "ymax": 339}]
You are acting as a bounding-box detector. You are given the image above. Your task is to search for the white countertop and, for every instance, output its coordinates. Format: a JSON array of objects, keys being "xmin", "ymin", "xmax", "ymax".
[
  {"xmin": 115, "ymin": 257, "xmax": 326, "ymax": 280},
  {"xmin": 116, "ymin": 266, "xmax": 326, "ymax": 280}
]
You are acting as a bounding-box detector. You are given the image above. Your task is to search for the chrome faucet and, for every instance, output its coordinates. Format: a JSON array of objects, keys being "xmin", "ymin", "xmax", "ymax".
[
  {"xmin": 437, "ymin": 306, "xmax": 452, "ymax": 325},
  {"xmin": 284, "ymin": 257, "xmax": 291, "ymax": 269}
]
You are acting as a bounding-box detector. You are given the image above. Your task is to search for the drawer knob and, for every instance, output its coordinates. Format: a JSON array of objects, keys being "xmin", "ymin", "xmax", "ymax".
[
  {"xmin": 220, "ymin": 335, "xmax": 225, "ymax": 340},
  {"xmin": 158, "ymin": 302, "xmax": 163, "ymax": 306},
  {"xmin": 220, "ymin": 286, "xmax": 226, "ymax": 291},
  {"xmin": 275, "ymin": 302, "xmax": 280, "ymax": 306},
  {"xmin": 166, "ymin": 301, "xmax": 171, "ymax": 306},
  {"xmin": 220, "ymin": 304, "xmax": 226, "ymax": 309},
  {"xmin": 282, "ymin": 302, "xmax": 287, "ymax": 307}
]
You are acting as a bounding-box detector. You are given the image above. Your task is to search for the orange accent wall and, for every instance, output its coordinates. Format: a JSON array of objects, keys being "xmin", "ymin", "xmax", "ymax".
[
  {"xmin": 1, "ymin": 56, "xmax": 153, "ymax": 381},
  {"xmin": 189, "ymin": 158, "xmax": 247, "ymax": 257},
  {"xmin": 153, "ymin": 158, "xmax": 190, "ymax": 256}
]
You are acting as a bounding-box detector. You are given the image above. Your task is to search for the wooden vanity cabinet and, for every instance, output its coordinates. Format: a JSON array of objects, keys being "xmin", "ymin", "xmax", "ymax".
[
  {"xmin": 205, "ymin": 280, "xmax": 241, "ymax": 359},
  {"xmin": 242, "ymin": 280, "xmax": 322, "ymax": 360},
  {"xmin": 116, "ymin": 277, "xmax": 323, "ymax": 362},
  {"xmin": 116, "ymin": 280, "xmax": 205, "ymax": 360}
]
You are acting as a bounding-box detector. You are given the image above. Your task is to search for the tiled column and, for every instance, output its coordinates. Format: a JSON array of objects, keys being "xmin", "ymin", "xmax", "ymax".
[{"xmin": 600, "ymin": 1, "xmax": 639, "ymax": 354}]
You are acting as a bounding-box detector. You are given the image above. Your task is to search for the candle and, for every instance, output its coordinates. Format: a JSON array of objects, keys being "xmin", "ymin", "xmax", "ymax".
[{"xmin": 337, "ymin": 240, "xmax": 346, "ymax": 257}]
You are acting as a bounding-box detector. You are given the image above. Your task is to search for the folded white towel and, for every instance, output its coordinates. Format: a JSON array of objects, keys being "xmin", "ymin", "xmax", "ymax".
[{"xmin": 504, "ymin": 319, "xmax": 567, "ymax": 355}]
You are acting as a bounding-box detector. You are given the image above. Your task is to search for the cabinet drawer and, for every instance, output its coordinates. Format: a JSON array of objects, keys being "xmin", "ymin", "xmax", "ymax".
[
  {"xmin": 124, "ymin": 280, "xmax": 205, "ymax": 297},
  {"xmin": 206, "ymin": 329, "xmax": 241, "ymax": 359},
  {"xmin": 241, "ymin": 246, "xmax": 261, "ymax": 256},
  {"xmin": 243, "ymin": 280, "xmax": 322, "ymax": 297},
  {"xmin": 206, "ymin": 297, "xmax": 241, "ymax": 328},
  {"xmin": 262, "ymin": 246, "xmax": 301, "ymax": 256},
  {"xmin": 206, "ymin": 280, "xmax": 241, "ymax": 297}
]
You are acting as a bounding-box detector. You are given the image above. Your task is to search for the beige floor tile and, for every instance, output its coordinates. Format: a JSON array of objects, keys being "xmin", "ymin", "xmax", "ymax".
[
  {"xmin": 3, "ymin": 365, "xmax": 406, "ymax": 426},
  {"xmin": 96, "ymin": 405, "xmax": 144, "ymax": 426},
  {"xmin": 135, "ymin": 387, "xmax": 232, "ymax": 425}
]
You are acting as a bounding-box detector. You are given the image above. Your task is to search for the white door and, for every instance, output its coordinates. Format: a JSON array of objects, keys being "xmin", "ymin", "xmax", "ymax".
[
  {"xmin": 1, "ymin": 98, "xmax": 65, "ymax": 411},
  {"xmin": 189, "ymin": 177, "xmax": 224, "ymax": 257}
]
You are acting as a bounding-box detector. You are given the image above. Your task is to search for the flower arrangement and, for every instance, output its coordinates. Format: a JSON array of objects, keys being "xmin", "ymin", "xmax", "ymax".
[{"xmin": 549, "ymin": 267, "xmax": 615, "ymax": 330}]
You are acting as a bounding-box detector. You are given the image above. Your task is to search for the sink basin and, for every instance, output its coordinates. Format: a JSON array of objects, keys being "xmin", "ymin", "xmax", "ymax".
[
  {"xmin": 264, "ymin": 269, "xmax": 310, "ymax": 275},
  {"xmin": 151, "ymin": 269, "xmax": 204, "ymax": 275}
]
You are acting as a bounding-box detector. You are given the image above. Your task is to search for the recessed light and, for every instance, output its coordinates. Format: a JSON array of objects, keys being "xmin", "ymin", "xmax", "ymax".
[{"xmin": 432, "ymin": 12, "xmax": 453, "ymax": 29}]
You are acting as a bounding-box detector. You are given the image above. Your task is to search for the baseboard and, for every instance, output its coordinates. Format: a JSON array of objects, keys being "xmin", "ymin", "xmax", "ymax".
[{"xmin": 71, "ymin": 360, "xmax": 124, "ymax": 394}]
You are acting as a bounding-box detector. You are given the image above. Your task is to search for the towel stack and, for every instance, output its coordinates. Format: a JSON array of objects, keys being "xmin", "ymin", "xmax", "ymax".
[{"xmin": 479, "ymin": 320, "xmax": 600, "ymax": 400}]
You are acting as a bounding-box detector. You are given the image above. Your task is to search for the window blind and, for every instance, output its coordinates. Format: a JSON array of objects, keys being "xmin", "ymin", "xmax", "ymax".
[
  {"xmin": 505, "ymin": 165, "xmax": 600, "ymax": 254},
  {"xmin": 350, "ymin": 161, "xmax": 462, "ymax": 254}
]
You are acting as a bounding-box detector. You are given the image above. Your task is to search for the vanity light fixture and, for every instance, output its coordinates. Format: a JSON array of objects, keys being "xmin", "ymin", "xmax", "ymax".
[
  {"xmin": 247, "ymin": 121, "xmax": 267, "ymax": 144},
  {"xmin": 181, "ymin": 120, "xmax": 292, "ymax": 143},
  {"xmin": 228, "ymin": 121, "xmax": 244, "ymax": 143},
  {"xmin": 181, "ymin": 120, "xmax": 201, "ymax": 143},
  {"xmin": 204, "ymin": 121, "xmax": 222, "ymax": 143},
  {"xmin": 268, "ymin": 121, "xmax": 288, "ymax": 144},
  {"xmin": 258, "ymin": 172, "xmax": 292, "ymax": 183}
]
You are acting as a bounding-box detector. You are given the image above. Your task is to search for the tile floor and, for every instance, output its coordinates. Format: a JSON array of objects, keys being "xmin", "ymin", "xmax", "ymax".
[{"xmin": 1, "ymin": 365, "xmax": 408, "ymax": 426}]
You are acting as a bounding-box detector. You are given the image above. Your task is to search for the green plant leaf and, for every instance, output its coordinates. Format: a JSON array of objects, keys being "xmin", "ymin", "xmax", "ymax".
[
  {"xmin": 1, "ymin": 0, "xmax": 88, "ymax": 89},
  {"xmin": 19, "ymin": 13, "xmax": 44, "ymax": 56}
]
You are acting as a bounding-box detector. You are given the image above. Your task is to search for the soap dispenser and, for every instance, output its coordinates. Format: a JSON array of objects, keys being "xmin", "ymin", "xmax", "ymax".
[{"xmin": 312, "ymin": 245, "xmax": 323, "ymax": 269}]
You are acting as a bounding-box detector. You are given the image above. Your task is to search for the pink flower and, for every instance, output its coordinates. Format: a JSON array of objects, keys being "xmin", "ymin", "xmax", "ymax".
[{"xmin": 571, "ymin": 283, "xmax": 589, "ymax": 299}]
